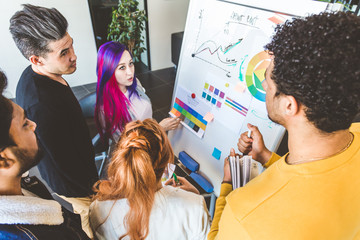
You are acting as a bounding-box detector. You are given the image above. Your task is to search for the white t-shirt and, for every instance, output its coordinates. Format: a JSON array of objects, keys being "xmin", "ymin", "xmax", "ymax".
[
  {"xmin": 125, "ymin": 86, "xmax": 152, "ymax": 122},
  {"xmin": 89, "ymin": 186, "xmax": 210, "ymax": 240}
]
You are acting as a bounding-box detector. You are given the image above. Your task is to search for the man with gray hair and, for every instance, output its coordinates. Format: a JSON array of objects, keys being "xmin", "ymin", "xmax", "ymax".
[{"xmin": 9, "ymin": 3, "xmax": 98, "ymax": 208}]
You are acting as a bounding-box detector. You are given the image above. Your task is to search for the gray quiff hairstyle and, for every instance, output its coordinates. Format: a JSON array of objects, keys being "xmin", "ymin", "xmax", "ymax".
[{"xmin": 9, "ymin": 4, "xmax": 68, "ymax": 59}]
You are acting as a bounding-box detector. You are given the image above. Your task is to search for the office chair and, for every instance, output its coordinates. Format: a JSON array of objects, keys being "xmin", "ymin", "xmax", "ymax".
[{"xmin": 78, "ymin": 91, "xmax": 108, "ymax": 177}]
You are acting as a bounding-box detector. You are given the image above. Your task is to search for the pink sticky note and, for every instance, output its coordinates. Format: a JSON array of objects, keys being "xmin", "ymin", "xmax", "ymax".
[
  {"xmin": 209, "ymin": 85, "xmax": 214, "ymax": 92},
  {"xmin": 203, "ymin": 112, "xmax": 214, "ymax": 122},
  {"xmin": 234, "ymin": 82, "xmax": 246, "ymax": 93},
  {"xmin": 219, "ymin": 91, "xmax": 225, "ymax": 98}
]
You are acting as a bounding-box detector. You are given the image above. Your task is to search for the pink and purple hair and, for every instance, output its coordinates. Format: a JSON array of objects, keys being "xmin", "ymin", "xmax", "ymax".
[{"xmin": 95, "ymin": 41, "xmax": 138, "ymax": 143}]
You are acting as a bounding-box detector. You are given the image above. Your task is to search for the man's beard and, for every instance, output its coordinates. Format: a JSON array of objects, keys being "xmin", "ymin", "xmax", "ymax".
[
  {"xmin": 13, "ymin": 138, "xmax": 43, "ymax": 176},
  {"xmin": 268, "ymin": 113, "xmax": 281, "ymax": 125}
]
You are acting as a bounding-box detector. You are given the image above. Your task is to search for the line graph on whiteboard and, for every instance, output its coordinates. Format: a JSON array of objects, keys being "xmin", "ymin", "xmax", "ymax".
[{"xmin": 190, "ymin": 7, "xmax": 289, "ymax": 100}]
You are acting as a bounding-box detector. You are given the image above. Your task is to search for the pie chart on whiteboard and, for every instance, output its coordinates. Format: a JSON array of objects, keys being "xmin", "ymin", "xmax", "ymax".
[{"xmin": 245, "ymin": 51, "xmax": 271, "ymax": 102}]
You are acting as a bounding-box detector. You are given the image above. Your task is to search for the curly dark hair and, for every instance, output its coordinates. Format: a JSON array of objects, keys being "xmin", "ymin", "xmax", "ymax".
[
  {"xmin": 266, "ymin": 12, "xmax": 360, "ymax": 133},
  {"xmin": 0, "ymin": 70, "xmax": 13, "ymax": 149},
  {"xmin": 9, "ymin": 4, "xmax": 68, "ymax": 59}
]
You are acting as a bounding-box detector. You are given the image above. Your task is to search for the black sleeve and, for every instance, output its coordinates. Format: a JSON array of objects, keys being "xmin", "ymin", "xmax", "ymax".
[{"xmin": 27, "ymin": 102, "xmax": 98, "ymax": 197}]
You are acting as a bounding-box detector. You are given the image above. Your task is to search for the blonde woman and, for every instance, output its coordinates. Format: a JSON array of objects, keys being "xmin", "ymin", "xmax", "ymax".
[{"xmin": 89, "ymin": 119, "xmax": 210, "ymax": 240}]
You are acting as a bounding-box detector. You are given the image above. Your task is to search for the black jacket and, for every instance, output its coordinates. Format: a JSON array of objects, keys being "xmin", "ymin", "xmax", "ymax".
[{"xmin": 16, "ymin": 66, "xmax": 99, "ymax": 197}]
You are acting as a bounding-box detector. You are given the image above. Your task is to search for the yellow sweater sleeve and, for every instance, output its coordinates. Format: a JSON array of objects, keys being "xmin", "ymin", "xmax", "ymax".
[
  {"xmin": 263, "ymin": 152, "xmax": 281, "ymax": 168},
  {"xmin": 208, "ymin": 183, "xmax": 233, "ymax": 240}
]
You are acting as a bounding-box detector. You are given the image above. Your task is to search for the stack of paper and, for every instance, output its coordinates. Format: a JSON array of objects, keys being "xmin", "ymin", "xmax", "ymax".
[
  {"xmin": 229, "ymin": 155, "xmax": 258, "ymax": 189},
  {"xmin": 161, "ymin": 163, "xmax": 176, "ymax": 186}
]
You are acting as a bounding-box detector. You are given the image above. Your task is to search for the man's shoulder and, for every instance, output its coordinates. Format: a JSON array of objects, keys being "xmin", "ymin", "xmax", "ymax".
[
  {"xmin": 17, "ymin": 65, "xmax": 38, "ymax": 87},
  {"xmin": 0, "ymin": 194, "xmax": 89, "ymax": 239},
  {"xmin": 0, "ymin": 222, "xmax": 89, "ymax": 240},
  {"xmin": 16, "ymin": 66, "xmax": 42, "ymax": 107},
  {"xmin": 350, "ymin": 122, "xmax": 360, "ymax": 132}
]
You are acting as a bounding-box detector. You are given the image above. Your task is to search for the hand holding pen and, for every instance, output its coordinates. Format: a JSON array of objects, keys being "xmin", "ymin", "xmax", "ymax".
[
  {"xmin": 173, "ymin": 173, "xmax": 181, "ymax": 186},
  {"xmin": 237, "ymin": 123, "xmax": 272, "ymax": 165},
  {"xmin": 165, "ymin": 173, "xmax": 200, "ymax": 195}
]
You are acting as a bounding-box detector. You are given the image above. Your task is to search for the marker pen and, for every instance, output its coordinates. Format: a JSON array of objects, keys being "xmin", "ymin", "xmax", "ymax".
[
  {"xmin": 248, "ymin": 130, "xmax": 252, "ymax": 138},
  {"xmin": 173, "ymin": 173, "xmax": 181, "ymax": 186}
]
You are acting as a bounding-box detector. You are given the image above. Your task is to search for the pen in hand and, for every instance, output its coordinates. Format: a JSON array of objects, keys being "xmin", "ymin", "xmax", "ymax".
[
  {"xmin": 248, "ymin": 129, "xmax": 252, "ymax": 138},
  {"xmin": 246, "ymin": 129, "xmax": 253, "ymax": 160},
  {"xmin": 173, "ymin": 173, "xmax": 181, "ymax": 186}
]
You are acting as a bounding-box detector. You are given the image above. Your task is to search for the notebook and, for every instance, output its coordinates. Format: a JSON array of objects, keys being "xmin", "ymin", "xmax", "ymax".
[{"xmin": 229, "ymin": 155, "xmax": 260, "ymax": 189}]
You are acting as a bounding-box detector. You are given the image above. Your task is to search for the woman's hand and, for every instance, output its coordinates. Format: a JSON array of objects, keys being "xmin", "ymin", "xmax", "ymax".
[
  {"xmin": 165, "ymin": 176, "xmax": 200, "ymax": 195},
  {"xmin": 159, "ymin": 117, "xmax": 181, "ymax": 131}
]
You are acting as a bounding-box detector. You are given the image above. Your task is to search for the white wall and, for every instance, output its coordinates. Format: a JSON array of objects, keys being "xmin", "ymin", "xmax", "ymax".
[
  {"xmin": 147, "ymin": 0, "xmax": 190, "ymax": 70},
  {"xmin": 0, "ymin": 0, "xmax": 98, "ymax": 98}
]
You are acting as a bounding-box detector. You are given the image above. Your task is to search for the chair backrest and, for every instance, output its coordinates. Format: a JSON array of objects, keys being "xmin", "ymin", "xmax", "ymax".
[
  {"xmin": 78, "ymin": 91, "xmax": 109, "ymax": 177},
  {"xmin": 79, "ymin": 91, "xmax": 96, "ymax": 118}
]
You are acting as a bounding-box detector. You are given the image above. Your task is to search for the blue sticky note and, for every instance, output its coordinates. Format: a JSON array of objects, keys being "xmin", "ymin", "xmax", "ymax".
[
  {"xmin": 211, "ymin": 98, "xmax": 217, "ymax": 104},
  {"xmin": 202, "ymin": 92, "xmax": 207, "ymax": 98},
  {"xmin": 212, "ymin": 147, "xmax": 221, "ymax": 160}
]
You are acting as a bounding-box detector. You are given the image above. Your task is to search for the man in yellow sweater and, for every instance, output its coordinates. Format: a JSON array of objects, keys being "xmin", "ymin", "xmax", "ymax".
[{"xmin": 208, "ymin": 12, "xmax": 360, "ymax": 240}]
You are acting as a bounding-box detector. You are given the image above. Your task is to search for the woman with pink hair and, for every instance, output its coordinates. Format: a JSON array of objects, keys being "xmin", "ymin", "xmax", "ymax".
[{"xmin": 94, "ymin": 41, "xmax": 180, "ymax": 149}]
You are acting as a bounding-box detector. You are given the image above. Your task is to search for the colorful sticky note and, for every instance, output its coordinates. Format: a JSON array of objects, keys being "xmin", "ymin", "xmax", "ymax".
[
  {"xmin": 219, "ymin": 91, "xmax": 225, "ymax": 98},
  {"xmin": 203, "ymin": 112, "xmax": 214, "ymax": 122},
  {"xmin": 206, "ymin": 94, "xmax": 211, "ymax": 101},
  {"xmin": 211, "ymin": 98, "xmax": 217, "ymax": 104},
  {"xmin": 202, "ymin": 92, "xmax": 206, "ymax": 98},
  {"xmin": 209, "ymin": 85, "xmax": 214, "ymax": 92},
  {"xmin": 204, "ymin": 83, "xmax": 209, "ymax": 89},
  {"xmin": 170, "ymin": 108, "xmax": 181, "ymax": 117},
  {"xmin": 234, "ymin": 82, "xmax": 246, "ymax": 93},
  {"xmin": 214, "ymin": 88, "xmax": 219, "ymax": 95},
  {"xmin": 184, "ymin": 117, "xmax": 190, "ymax": 124},
  {"xmin": 193, "ymin": 125, "xmax": 200, "ymax": 132},
  {"xmin": 225, "ymin": 83, "xmax": 229, "ymax": 87},
  {"xmin": 212, "ymin": 147, "xmax": 221, "ymax": 160},
  {"xmin": 268, "ymin": 15, "xmax": 285, "ymax": 25},
  {"xmin": 216, "ymin": 101, "xmax": 222, "ymax": 108}
]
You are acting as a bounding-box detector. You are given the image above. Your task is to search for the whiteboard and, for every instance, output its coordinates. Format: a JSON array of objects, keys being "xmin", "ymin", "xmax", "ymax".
[{"xmin": 168, "ymin": 0, "xmax": 328, "ymax": 196}]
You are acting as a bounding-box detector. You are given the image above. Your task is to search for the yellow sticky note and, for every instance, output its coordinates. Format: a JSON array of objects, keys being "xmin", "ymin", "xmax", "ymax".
[
  {"xmin": 225, "ymin": 83, "xmax": 229, "ymax": 87},
  {"xmin": 203, "ymin": 112, "xmax": 214, "ymax": 122},
  {"xmin": 234, "ymin": 82, "xmax": 246, "ymax": 93}
]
